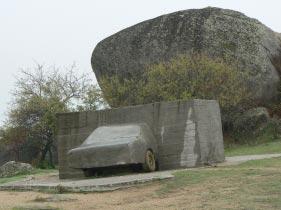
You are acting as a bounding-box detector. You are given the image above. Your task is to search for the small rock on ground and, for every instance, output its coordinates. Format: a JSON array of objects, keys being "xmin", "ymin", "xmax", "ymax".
[{"xmin": 0, "ymin": 161, "xmax": 33, "ymax": 178}]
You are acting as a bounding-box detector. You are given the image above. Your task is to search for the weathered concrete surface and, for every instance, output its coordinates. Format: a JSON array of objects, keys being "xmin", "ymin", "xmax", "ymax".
[
  {"xmin": 68, "ymin": 124, "xmax": 158, "ymax": 169},
  {"xmin": 0, "ymin": 171, "xmax": 173, "ymax": 192},
  {"xmin": 57, "ymin": 99, "xmax": 224, "ymax": 179},
  {"xmin": 92, "ymin": 7, "xmax": 281, "ymax": 103}
]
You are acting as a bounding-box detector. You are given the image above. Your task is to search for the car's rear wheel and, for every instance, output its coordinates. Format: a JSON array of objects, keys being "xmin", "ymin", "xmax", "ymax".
[{"xmin": 142, "ymin": 150, "xmax": 156, "ymax": 172}]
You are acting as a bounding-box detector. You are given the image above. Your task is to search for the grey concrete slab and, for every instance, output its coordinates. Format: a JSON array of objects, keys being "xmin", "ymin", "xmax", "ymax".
[{"xmin": 0, "ymin": 171, "xmax": 174, "ymax": 192}]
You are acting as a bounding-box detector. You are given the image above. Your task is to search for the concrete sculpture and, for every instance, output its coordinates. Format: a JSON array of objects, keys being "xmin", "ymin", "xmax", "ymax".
[
  {"xmin": 68, "ymin": 124, "xmax": 158, "ymax": 173},
  {"xmin": 57, "ymin": 99, "xmax": 225, "ymax": 179}
]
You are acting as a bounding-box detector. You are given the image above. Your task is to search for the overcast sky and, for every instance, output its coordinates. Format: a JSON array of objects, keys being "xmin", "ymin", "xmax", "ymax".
[{"xmin": 0, "ymin": 0, "xmax": 280, "ymax": 125}]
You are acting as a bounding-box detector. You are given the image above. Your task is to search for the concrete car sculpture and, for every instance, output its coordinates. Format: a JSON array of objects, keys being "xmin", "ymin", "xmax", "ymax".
[{"xmin": 67, "ymin": 123, "xmax": 158, "ymax": 174}]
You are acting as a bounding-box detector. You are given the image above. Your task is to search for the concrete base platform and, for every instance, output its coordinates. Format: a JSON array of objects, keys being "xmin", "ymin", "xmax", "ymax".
[{"xmin": 0, "ymin": 171, "xmax": 174, "ymax": 193}]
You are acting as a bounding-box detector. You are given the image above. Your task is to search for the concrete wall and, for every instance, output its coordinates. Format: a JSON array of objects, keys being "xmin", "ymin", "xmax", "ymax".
[{"xmin": 57, "ymin": 99, "xmax": 224, "ymax": 179}]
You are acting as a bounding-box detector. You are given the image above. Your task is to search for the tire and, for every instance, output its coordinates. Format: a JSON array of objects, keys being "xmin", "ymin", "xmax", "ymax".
[{"xmin": 142, "ymin": 150, "xmax": 156, "ymax": 172}]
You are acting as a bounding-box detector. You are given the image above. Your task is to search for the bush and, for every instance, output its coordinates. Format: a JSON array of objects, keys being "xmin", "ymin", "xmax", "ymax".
[
  {"xmin": 99, "ymin": 75, "xmax": 144, "ymax": 108},
  {"xmin": 225, "ymin": 118, "xmax": 281, "ymax": 147},
  {"xmin": 100, "ymin": 54, "xmax": 252, "ymax": 110}
]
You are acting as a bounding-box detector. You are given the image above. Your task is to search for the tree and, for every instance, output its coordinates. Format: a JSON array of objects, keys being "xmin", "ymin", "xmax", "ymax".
[
  {"xmin": 3, "ymin": 63, "xmax": 104, "ymax": 167},
  {"xmin": 77, "ymin": 84, "xmax": 107, "ymax": 111},
  {"xmin": 0, "ymin": 126, "xmax": 27, "ymax": 161}
]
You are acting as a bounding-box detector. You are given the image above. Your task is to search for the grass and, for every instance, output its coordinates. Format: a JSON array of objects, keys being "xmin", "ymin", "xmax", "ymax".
[
  {"xmin": 235, "ymin": 155, "xmax": 281, "ymax": 168},
  {"xmin": 158, "ymin": 157, "xmax": 281, "ymax": 209},
  {"xmin": 225, "ymin": 120, "xmax": 281, "ymax": 157},
  {"xmin": 33, "ymin": 168, "xmax": 58, "ymax": 175},
  {"xmin": 12, "ymin": 206, "xmax": 60, "ymax": 210},
  {"xmin": 0, "ymin": 174, "xmax": 29, "ymax": 184},
  {"xmin": 32, "ymin": 194, "xmax": 77, "ymax": 202},
  {"xmin": 225, "ymin": 140, "xmax": 281, "ymax": 157},
  {"xmin": 0, "ymin": 168, "xmax": 57, "ymax": 185}
]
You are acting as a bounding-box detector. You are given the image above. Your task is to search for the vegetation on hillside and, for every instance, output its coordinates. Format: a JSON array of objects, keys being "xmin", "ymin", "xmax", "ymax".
[
  {"xmin": 100, "ymin": 54, "xmax": 252, "ymax": 110},
  {"xmin": 0, "ymin": 64, "xmax": 105, "ymax": 168}
]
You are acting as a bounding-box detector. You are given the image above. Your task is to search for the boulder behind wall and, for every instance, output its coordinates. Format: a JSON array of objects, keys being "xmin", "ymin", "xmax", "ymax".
[
  {"xmin": 91, "ymin": 7, "xmax": 281, "ymax": 104},
  {"xmin": 0, "ymin": 161, "xmax": 34, "ymax": 178}
]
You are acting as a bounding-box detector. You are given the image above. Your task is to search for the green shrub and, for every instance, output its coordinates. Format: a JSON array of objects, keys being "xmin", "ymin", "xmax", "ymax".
[
  {"xmin": 100, "ymin": 54, "xmax": 252, "ymax": 110},
  {"xmin": 100, "ymin": 75, "xmax": 144, "ymax": 108},
  {"xmin": 225, "ymin": 118, "xmax": 281, "ymax": 147}
]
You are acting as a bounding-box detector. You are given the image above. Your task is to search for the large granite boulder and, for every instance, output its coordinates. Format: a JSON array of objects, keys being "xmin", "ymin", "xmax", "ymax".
[
  {"xmin": 0, "ymin": 161, "xmax": 34, "ymax": 178},
  {"xmin": 92, "ymin": 7, "xmax": 281, "ymax": 103}
]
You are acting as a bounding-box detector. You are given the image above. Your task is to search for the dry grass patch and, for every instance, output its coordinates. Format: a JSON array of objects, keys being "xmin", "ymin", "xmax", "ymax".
[{"xmin": 0, "ymin": 158, "xmax": 280, "ymax": 210}]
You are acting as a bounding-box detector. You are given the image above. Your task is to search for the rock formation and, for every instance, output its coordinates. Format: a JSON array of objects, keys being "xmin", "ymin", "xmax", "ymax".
[
  {"xmin": 0, "ymin": 161, "xmax": 33, "ymax": 178},
  {"xmin": 91, "ymin": 7, "xmax": 281, "ymax": 103}
]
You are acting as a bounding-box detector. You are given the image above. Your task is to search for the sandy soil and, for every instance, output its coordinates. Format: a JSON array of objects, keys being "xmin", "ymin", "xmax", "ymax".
[
  {"xmin": 1, "ymin": 154, "xmax": 281, "ymax": 210},
  {"xmin": 0, "ymin": 180, "xmax": 240, "ymax": 210}
]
